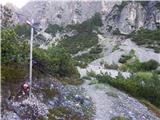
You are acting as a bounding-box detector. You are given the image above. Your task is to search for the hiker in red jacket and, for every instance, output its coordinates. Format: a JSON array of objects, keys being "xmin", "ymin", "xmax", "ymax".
[{"xmin": 21, "ymin": 83, "xmax": 30, "ymax": 96}]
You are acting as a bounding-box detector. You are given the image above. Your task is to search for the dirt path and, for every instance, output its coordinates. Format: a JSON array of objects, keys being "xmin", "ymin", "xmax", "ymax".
[{"xmin": 82, "ymin": 80, "xmax": 160, "ymax": 120}]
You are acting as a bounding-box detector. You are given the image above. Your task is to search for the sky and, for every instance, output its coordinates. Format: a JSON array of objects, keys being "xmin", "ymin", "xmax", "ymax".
[{"xmin": 0, "ymin": 0, "xmax": 31, "ymax": 8}]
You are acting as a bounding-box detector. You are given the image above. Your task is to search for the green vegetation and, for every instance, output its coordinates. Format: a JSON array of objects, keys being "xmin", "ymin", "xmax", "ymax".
[
  {"xmin": 33, "ymin": 46, "xmax": 79, "ymax": 78},
  {"xmin": 128, "ymin": 28, "xmax": 160, "ymax": 53},
  {"xmin": 119, "ymin": 59, "xmax": 159, "ymax": 72},
  {"xmin": 58, "ymin": 13, "xmax": 102, "ymax": 68},
  {"xmin": 96, "ymin": 72, "xmax": 160, "ymax": 107},
  {"xmin": 59, "ymin": 12, "xmax": 102, "ymax": 54},
  {"xmin": 58, "ymin": 32, "xmax": 98, "ymax": 54},
  {"xmin": 111, "ymin": 116, "xmax": 129, "ymax": 120},
  {"xmin": 112, "ymin": 45, "xmax": 119, "ymax": 52},
  {"xmin": 14, "ymin": 24, "xmax": 31, "ymax": 38},
  {"xmin": 38, "ymin": 105, "xmax": 93, "ymax": 120},
  {"xmin": 45, "ymin": 24, "xmax": 63, "ymax": 36},
  {"xmin": 75, "ymin": 45, "xmax": 102, "ymax": 67},
  {"xmin": 119, "ymin": 50, "xmax": 135, "ymax": 64},
  {"xmin": 47, "ymin": 106, "xmax": 82, "ymax": 120},
  {"xmin": 1, "ymin": 28, "xmax": 79, "ymax": 83},
  {"xmin": 104, "ymin": 63, "xmax": 119, "ymax": 70},
  {"xmin": 1, "ymin": 29, "xmax": 28, "ymax": 83}
]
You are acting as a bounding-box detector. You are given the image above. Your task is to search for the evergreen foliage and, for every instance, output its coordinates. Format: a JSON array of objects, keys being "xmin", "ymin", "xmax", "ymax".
[
  {"xmin": 96, "ymin": 72, "xmax": 160, "ymax": 107},
  {"xmin": 128, "ymin": 28, "xmax": 160, "ymax": 53}
]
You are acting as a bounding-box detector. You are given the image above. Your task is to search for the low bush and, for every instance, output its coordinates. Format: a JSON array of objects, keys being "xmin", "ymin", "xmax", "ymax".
[
  {"xmin": 47, "ymin": 106, "xmax": 82, "ymax": 120},
  {"xmin": 45, "ymin": 24, "xmax": 63, "ymax": 36},
  {"xmin": 141, "ymin": 60, "xmax": 159, "ymax": 71},
  {"xmin": 127, "ymin": 28, "xmax": 160, "ymax": 53},
  {"xmin": 119, "ymin": 50, "xmax": 135, "ymax": 64},
  {"xmin": 119, "ymin": 59, "xmax": 159, "ymax": 72},
  {"xmin": 58, "ymin": 32, "xmax": 98, "ymax": 54},
  {"xmin": 74, "ymin": 45, "xmax": 102, "ymax": 67},
  {"xmin": 104, "ymin": 63, "xmax": 119, "ymax": 70},
  {"xmin": 86, "ymin": 70, "xmax": 96, "ymax": 78},
  {"xmin": 96, "ymin": 72, "xmax": 160, "ymax": 107}
]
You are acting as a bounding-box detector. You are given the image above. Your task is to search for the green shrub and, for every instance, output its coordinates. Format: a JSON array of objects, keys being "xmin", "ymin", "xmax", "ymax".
[
  {"xmin": 119, "ymin": 57, "xmax": 128, "ymax": 63},
  {"xmin": 141, "ymin": 60, "xmax": 159, "ymax": 71},
  {"xmin": 1, "ymin": 28, "xmax": 29, "ymax": 83},
  {"xmin": 119, "ymin": 59, "xmax": 159, "ymax": 72},
  {"xmin": 59, "ymin": 32, "xmax": 98, "ymax": 54},
  {"xmin": 112, "ymin": 45, "xmax": 119, "ymax": 52},
  {"xmin": 96, "ymin": 72, "xmax": 160, "ymax": 107},
  {"xmin": 74, "ymin": 45, "xmax": 102, "ymax": 67},
  {"xmin": 86, "ymin": 70, "xmax": 96, "ymax": 78},
  {"xmin": 1, "ymin": 28, "xmax": 79, "ymax": 83},
  {"xmin": 127, "ymin": 28, "xmax": 160, "ymax": 52},
  {"xmin": 89, "ymin": 45, "xmax": 102, "ymax": 54},
  {"xmin": 104, "ymin": 63, "xmax": 119, "ymax": 70},
  {"xmin": 45, "ymin": 24, "xmax": 63, "ymax": 36},
  {"xmin": 47, "ymin": 106, "xmax": 82, "ymax": 120},
  {"xmin": 14, "ymin": 24, "xmax": 31, "ymax": 38},
  {"xmin": 119, "ymin": 51, "xmax": 135, "ymax": 64},
  {"xmin": 33, "ymin": 46, "xmax": 79, "ymax": 78}
]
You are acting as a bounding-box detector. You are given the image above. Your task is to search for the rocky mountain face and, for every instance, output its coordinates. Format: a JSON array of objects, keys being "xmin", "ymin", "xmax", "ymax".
[
  {"xmin": 103, "ymin": 1, "xmax": 160, "ymax": 34},
  {"xmin": 12, "ymin": 0, "xmax": 160, "ymax": 34}
]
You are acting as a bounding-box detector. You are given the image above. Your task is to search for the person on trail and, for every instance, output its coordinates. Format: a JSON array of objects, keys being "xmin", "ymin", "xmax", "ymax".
[{"xmin": 21, "ymin": 83, "xmax": 30, "ymax": 95}]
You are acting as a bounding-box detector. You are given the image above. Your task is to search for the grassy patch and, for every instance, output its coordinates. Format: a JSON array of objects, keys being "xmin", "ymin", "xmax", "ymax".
[
  {"xmin": 111, "ymin": 116, "xmax": 129, "ymax": 120},
  {"xmin": 47, "ymin": 106, "xmax": 82, "ymax": 120}
]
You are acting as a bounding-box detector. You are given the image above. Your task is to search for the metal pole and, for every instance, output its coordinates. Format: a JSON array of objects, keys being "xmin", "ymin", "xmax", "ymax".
[{"xmin": 29, "ymin": 19, "xmax": 34, "ymax": 99}]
